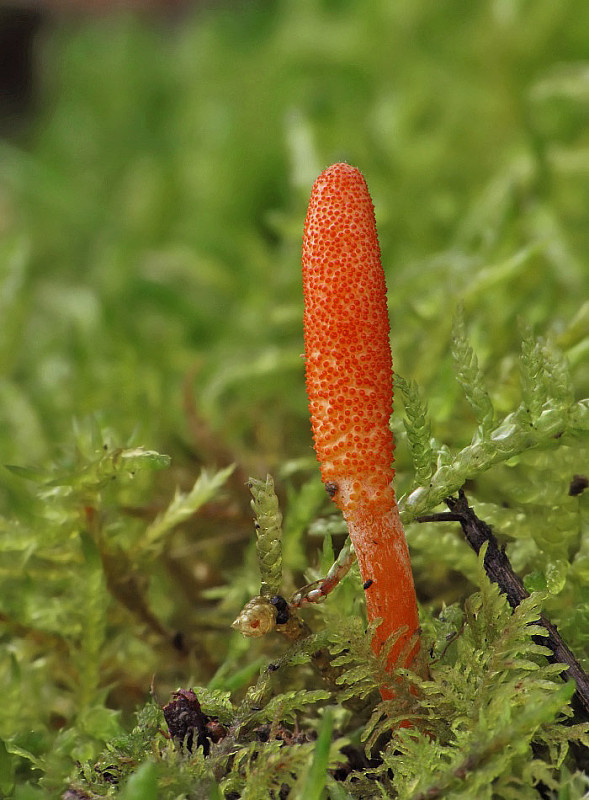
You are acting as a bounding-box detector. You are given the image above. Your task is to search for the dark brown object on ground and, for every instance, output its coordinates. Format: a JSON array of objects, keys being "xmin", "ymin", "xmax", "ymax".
[{"xmin": 163, "ymin": 688, "xmax": 227, "ymax": 755}]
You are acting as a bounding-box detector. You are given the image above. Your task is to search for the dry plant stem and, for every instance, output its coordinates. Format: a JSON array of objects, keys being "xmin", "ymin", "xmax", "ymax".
[
  {"xmin": 419, "ymin": 489, "xmax": 589, "ymax": 721},
  {"xmin": 290, "ymin": 538, "xmax": 356, "ymax": 607},
  {"xmin": 302, "ymin": 163, "xmax": 419, "ymax": 678}
]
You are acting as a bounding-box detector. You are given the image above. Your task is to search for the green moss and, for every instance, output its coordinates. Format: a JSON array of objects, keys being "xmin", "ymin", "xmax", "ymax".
[{"xmin": 1, "ymin": 0, "xmax": 589, "ymax": 795}]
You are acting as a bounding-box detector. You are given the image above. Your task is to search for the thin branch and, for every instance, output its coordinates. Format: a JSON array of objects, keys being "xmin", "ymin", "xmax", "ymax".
[{"xmin": 418, "ymin": 489, "xmax": 589, "ymax": 723}]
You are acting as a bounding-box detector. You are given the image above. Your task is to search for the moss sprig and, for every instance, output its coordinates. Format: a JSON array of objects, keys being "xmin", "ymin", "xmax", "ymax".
[
  {"xmin": 248, "ymin": 475, "xmax": 284, "ymax": 598},
  {"xmin": 144, "ymin": 463, "xmax": 235, "ymax": 552},
  {"xmin": 401, "ymin": 320, "xmax": 589, "ymax": 522},
  {"xmin": 396, "ymin": 374, "xmax": 434, "ymax": 486},
  {"xmin": 452, "ymin": 305, "xmax": 495, "ymax": 436}
]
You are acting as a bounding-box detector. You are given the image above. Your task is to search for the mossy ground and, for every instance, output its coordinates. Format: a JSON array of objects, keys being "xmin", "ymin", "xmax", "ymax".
[{"xmin": 1, "ymin": 1, "xmax": 589, "ymax": 797}]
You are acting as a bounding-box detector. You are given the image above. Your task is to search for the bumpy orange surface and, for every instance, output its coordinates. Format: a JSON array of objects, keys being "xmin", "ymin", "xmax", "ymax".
[
  {"xmin": 302, "ymin": 162, "xmax": 419, "ymax": 678},
  {"xmin": 303, "ymin": 162, "xmax": 395, "ymax": 513}
]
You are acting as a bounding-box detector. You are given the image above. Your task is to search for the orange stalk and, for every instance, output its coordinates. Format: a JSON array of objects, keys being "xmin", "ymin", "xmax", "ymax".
[{"xmin": 302, "ymin": 162, "xmax": 419, "ymax": 680}]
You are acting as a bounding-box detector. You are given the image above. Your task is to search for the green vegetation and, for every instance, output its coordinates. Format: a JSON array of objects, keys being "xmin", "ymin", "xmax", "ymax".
[{"xmin": 1, "ymin": 0, "xmax": 589, "ymax": 796}]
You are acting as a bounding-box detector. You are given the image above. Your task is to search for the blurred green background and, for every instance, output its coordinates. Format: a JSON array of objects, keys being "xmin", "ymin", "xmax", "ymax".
[
  {"xmin": 1, "ymin": 0, "xmax": 589, "ymax": 791},
  {"xmin": 2, "ymin": 0, "xmax": 588, "ymax": 482}
]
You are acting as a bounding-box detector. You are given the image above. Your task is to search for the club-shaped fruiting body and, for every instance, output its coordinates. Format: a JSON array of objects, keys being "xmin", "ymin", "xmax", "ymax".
[{"xmin": 302, "ymin": 162, "xmax": 419, "ymax": 677}]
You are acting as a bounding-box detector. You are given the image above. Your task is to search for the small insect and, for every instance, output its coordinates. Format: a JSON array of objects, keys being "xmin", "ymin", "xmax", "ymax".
[
  {"xmin": 569, "ymin": 474, "xmax": 589, "ymax": 497},
  {"xmin": 270, "ymin": 595, "xmax": 290, "ymax": 625},
  {"xmin": 325, "ymin": 481, "xmax": 338, "ymax": 498},
  {"xmin": 363, "ymin": 579, "xmax": 374, "ymax": 590}
]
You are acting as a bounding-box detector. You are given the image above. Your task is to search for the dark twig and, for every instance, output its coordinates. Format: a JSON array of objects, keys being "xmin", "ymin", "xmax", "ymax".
[{"xmin": 418, "ymin": 489, "xmax": 589, "ymax": 723}]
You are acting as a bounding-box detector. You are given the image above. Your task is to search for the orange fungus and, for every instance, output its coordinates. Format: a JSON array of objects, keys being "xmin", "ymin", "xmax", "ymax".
[{"xmin": 302, "ymin": 162, "xmax": 419, "ymax": 677}]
